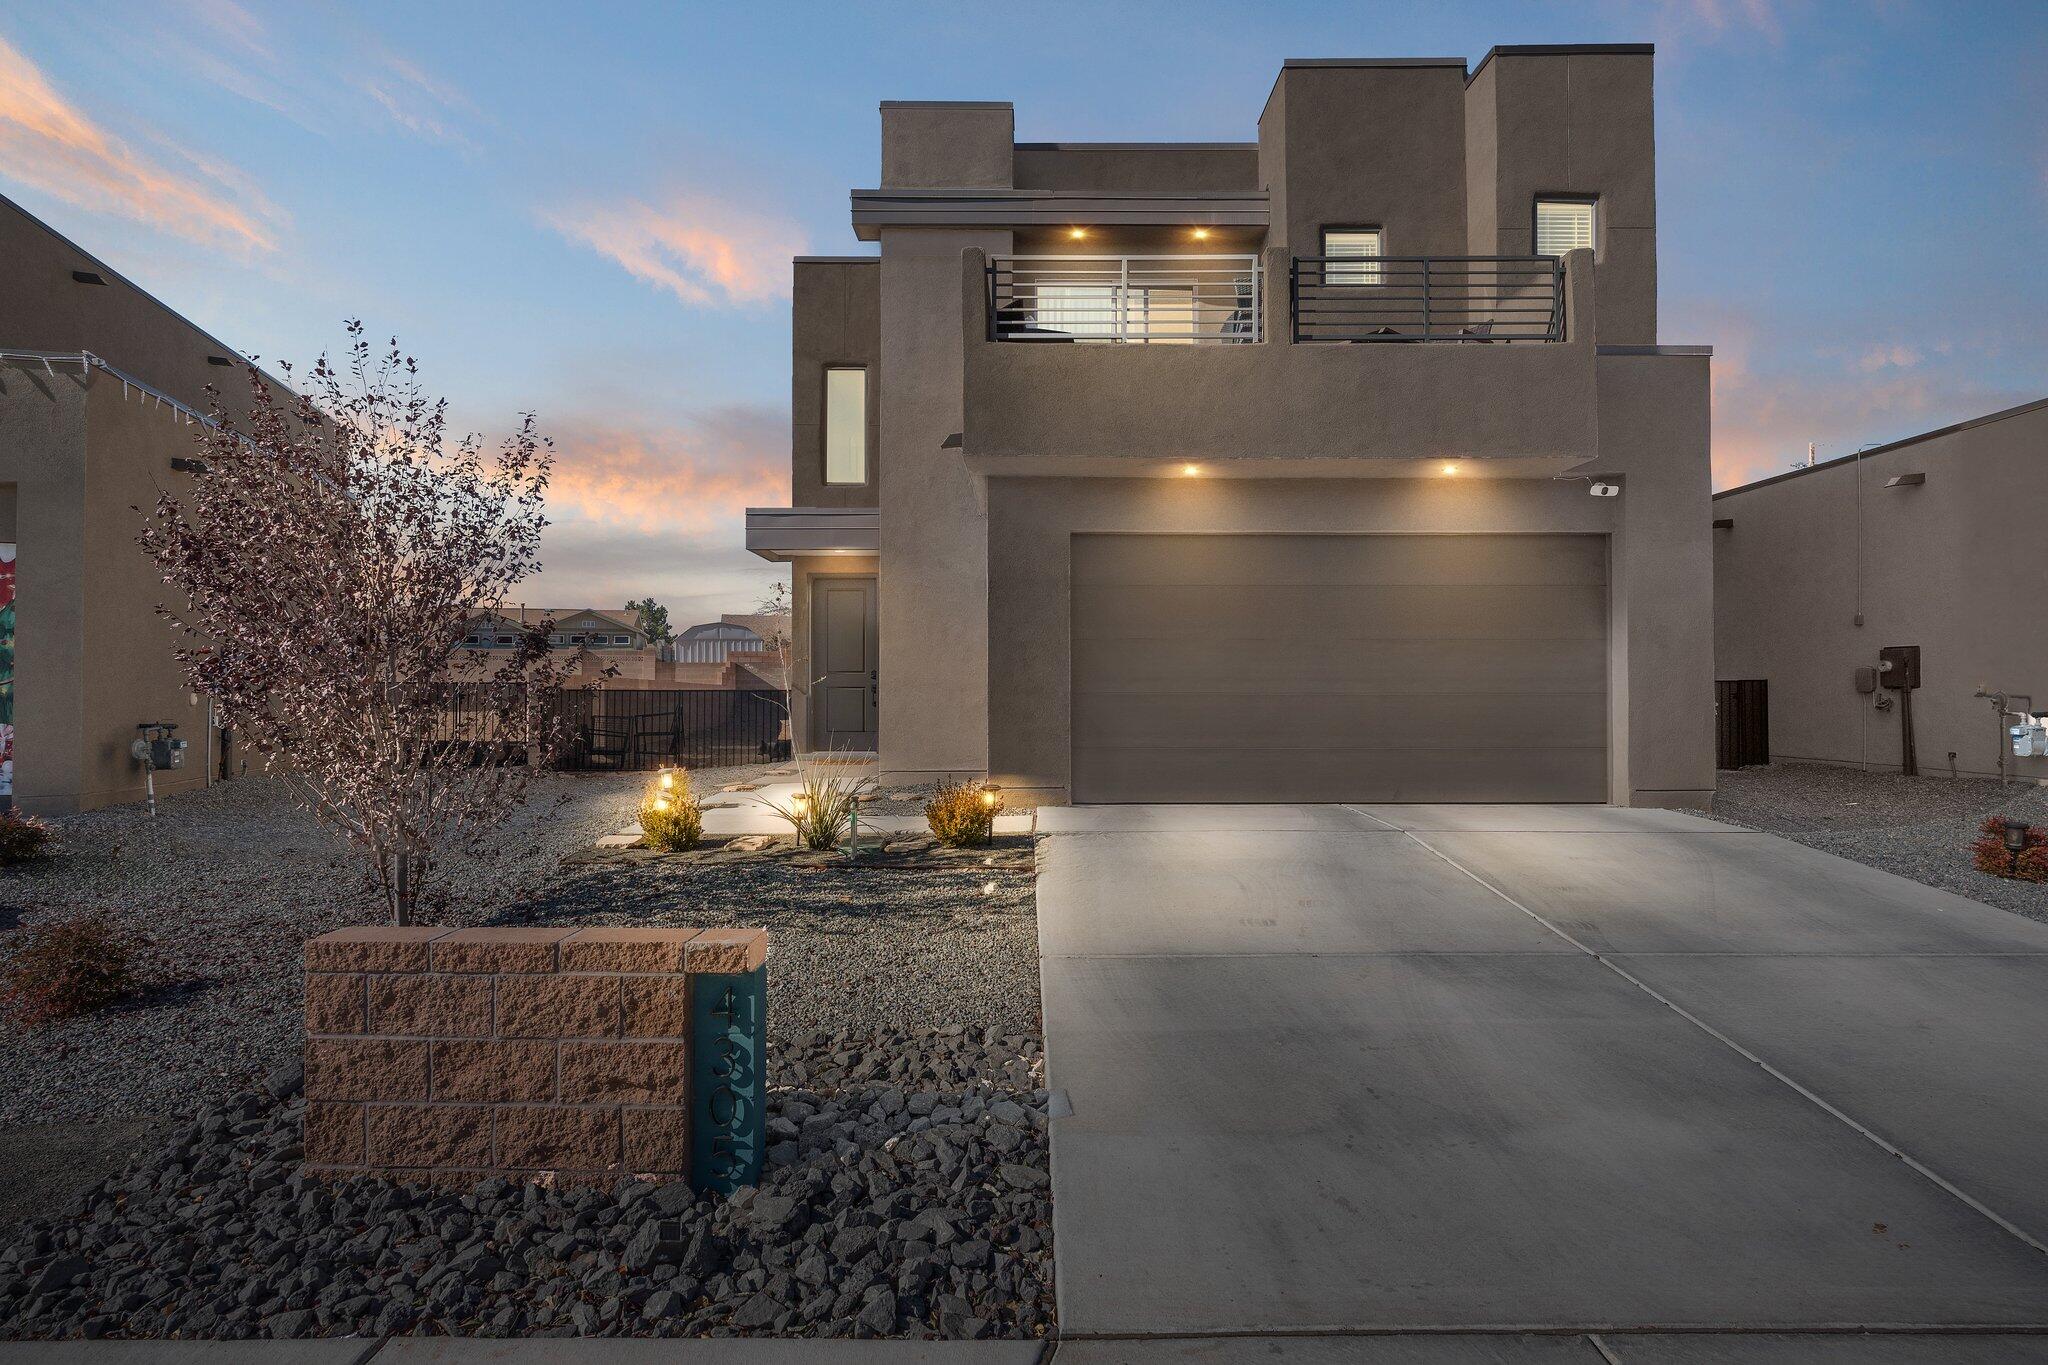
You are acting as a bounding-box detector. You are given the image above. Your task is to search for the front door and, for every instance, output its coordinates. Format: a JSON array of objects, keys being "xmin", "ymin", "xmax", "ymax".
[{"xmin": 809, "ymin": 575, "xmax": 877, "ymax": 752}]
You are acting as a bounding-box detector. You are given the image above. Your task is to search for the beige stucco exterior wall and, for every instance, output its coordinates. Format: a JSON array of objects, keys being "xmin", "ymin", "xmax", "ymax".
[
  {"xmin": 790, "ymin": 260, "xmax": 881, "ymax": 510},
  {"xmin": 1596, "ymin": 351, "xmax": 1716, "ymax": 806},
  {"xmin": 1464, "ymin": 52, "xmax": 1656, "ymax": 345},
  {"xmin": 875, "ymin": 226, "xmax": 1010, "ymax": 780},
  {"xmin": 0, "ymin": 364, "xmax": 212, "ymax": 814},
  {"xmin": 1714, "ymin": 402, "xmax": 2048, "ymax": 781}
]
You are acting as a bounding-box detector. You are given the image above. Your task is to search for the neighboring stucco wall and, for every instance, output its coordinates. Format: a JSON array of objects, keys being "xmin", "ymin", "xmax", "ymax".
[
  {"xmin": 963, "ymin": 248, "xmax": 1598, "ymax": 467},
  {"xmin": 1259, "ymin": 61, "xmax": 1469, "ymax": 257},
  {"xmin": 0, "ymin": 193, "xmax": 261, "ymax": 417},
  {"xmin": 79, "ymin": 376, "xmax": 213, "ymax": 811},
  {"xmin": 1595, "ymin": 351, "xmax": 1716, "ymax": 806},
  {"xmin": 1714, "ymin": 401, "xmax": 2048, "ymax": 782},
  {"xmin": 876, "ymin": 227, "xmax": 1011, "ymax": 780},
  {"xmin": 0, "ymin": 365, "xmax": 89, "ymax": 814},
  {"xmin": 0, "ymin": 364, "xmax": 215, "ymax": 815},
  {"xmin": 1465, "ymin": 51, "xmax": 1657, "ymax": 345},
  {"xmin": 790, "ymin": 259, "xmax": 881, "ymax": 509}
]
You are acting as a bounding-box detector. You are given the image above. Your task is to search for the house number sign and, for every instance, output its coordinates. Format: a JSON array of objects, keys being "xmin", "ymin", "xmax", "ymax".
[{"xmin": 689, "ymin": 967, "xmax": 766, "ymax": 1193}]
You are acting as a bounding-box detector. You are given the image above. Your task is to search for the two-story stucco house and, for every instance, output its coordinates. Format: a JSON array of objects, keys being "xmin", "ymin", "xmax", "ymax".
[{"xmin": 748, "ymin": 45, "xmax": 1715, "ymax": 807}]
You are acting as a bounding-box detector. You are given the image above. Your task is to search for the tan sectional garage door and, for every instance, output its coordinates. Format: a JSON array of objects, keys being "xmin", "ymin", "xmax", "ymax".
[{"xmin": 1070, "ymin": 533, "xmax": 1609, "ymax": 803}]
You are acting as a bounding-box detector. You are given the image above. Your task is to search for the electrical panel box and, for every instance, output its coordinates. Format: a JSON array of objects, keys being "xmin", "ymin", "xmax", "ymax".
[
  {"xmin": 1878, "ymin": 645, "xmax": 1920, "ymax": 691},
  {"xmin": 1854, "ymin": 666, "xmax": 1878, "ymax": 694}
]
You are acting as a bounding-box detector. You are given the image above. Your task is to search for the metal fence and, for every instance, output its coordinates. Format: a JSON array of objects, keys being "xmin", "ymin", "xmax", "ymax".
[
  {"xmin": 1291, "ymin": 256, "xmax": 1565, "ymax": 342},
  {"xmin": 988, "ymin": 255, "xmax": 1262, "ymax": 343},
  {"xmin": 438, "ymin": 687, "xmax": 787, "ymax": 772}
]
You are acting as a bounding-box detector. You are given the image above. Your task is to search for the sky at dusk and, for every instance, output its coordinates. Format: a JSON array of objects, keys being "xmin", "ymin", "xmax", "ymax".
[{"xmin": 2, "ymin": 1, "xmax": 2043, "ymax": 625}]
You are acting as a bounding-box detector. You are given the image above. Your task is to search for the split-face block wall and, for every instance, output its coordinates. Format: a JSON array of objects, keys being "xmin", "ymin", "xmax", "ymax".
[{"xmin": 303, "ymin": 925, "xmax": 766, "ymax": 1185}]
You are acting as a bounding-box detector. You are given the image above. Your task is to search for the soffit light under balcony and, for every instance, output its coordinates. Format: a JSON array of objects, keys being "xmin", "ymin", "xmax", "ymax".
[
  {"xmin": 1068, "ymin": 227, "xmax": 1087, "ymax": 240},
  {"xmin": 1181, "ymin": 464, "xmax": 1201, "ymax": 477},
  {"xmin": 1192, "ymin": 227, "xmax": 1211, "ymax": 241},
  {"xmin": 1442, "ymin": 463, "xmax": 1459, "ymax": 476}
]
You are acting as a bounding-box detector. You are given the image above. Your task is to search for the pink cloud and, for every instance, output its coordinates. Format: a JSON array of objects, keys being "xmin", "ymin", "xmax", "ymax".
[
  {"xmin": 546, "ymin": 406, "xmax": 788, "ymax": 537},
  {"xmin": 548, "ymin": 192, "xmax": 805, "ymax": 307},
  {"xmin": 361, "ymin": 54, "xmax": 477, "ymax": 148},
  {"xmin": 0, "ymin": 33, "xmax": 282, "ymax": 253}
]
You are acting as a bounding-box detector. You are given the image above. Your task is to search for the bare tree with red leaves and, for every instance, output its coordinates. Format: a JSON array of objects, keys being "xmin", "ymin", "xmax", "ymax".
[{"xmin": 140, "ymin": 322, "xmax": 584, "ymax": 924}]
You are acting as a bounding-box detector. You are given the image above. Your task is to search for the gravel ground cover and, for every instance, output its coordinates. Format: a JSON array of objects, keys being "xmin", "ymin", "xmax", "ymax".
[
  {"xmin": 0, "ymin": 1028, "xmax": 1054, "ymax": 1342},
  {"xmin": 1699, "ymin": 763, "xmax": 2048, "ymax": 924}
]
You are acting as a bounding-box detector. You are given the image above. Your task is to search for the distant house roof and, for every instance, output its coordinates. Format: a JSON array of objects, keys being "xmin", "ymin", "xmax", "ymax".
[
  {"xmin": 678, "ymin": 620, "xmax": 764, "ymax": 642},
  {"xmin": 466, "ymin": 607, "xmax": 644, "ymax": 632}
]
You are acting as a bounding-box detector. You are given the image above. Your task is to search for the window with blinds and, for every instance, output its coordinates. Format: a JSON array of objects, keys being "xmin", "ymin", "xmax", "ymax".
[
  {"xmin": 1322, "ymin": 227, "xmax": 1383, "ymax": 285},
  {"xmin": 1535, "ymin": 199, "xmax": 1596, "ymax": 257}
]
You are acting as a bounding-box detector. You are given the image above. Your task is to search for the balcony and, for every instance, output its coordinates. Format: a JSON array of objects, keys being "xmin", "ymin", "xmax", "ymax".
[
  {"xmin": 987, "ymin": 255, "xmax": 1262, "ymax": 344},
  {"xmin": 1291, "ymin": 256, "xmax": 1565, "ymax": 343},
  {"xmin": 959, "ymin": 245, "xmax": 1600, "ymax": 474}
]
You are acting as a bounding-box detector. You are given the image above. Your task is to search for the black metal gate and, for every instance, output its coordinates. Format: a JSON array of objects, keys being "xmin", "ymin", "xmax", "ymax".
[{"xmin": 1716, "ymin": 679, "xmax": 1770, "ymax": 770}]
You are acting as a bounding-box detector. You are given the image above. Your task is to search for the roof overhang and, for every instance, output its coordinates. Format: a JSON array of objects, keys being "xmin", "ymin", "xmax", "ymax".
[
  {"xmin": 745, "ymin": 507, "xmax": 879, "ymax": 562},
  {"xmin": 850, "ymin": 188, "xmax": 1268, "ymax": 241}
]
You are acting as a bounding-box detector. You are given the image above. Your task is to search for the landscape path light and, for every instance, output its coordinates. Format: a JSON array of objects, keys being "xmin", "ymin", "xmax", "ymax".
[{"xmin": 2005, "ymin": 818, "xmax": 2032, "ymax": 876}]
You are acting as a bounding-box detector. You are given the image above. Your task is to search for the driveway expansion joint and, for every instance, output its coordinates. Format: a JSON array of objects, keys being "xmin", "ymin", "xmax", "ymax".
[{"xmin": 1347, "ymin": 804, "xmax": 2048, "ymax": 1262}]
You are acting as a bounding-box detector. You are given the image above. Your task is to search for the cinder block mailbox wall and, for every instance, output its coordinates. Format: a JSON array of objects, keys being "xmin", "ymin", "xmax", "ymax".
[{"xmin": 303, "ymin": 925, "xmax": 766, "ymax": 1185}]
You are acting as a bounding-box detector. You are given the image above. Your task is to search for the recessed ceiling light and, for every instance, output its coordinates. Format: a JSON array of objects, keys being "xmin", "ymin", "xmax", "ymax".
[
  {"xmin": 1442, "ymin": 463, "xmax": 1459, "ymax": 476},
  {"xmin": 1181, "ymin": 464, "xmax": 1201, "ymax": 476},
  {"xmin": 1069, "ymin": 227, "xmax": 1087, "ymax": 240},
  {"xmin": 1192, "ymin": 227, "xmax": 1211, "ymax": 241}
]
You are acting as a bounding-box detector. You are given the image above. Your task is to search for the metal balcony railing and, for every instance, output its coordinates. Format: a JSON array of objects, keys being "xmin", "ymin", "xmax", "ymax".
[
  {"xmin": 1291, "ymin": 256, "xmax": 1565, "ymax": 342},
  {"xmin": 988, "ymin": 255, "xmax": 1263, "ymax": 344}
]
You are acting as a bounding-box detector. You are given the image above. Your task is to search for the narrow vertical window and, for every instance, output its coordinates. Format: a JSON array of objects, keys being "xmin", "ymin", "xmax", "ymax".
[
  {"xmin": 1535, "ymin": 199, "xmax": 1596, "ymax": 257},
  {"xmin": 1322, "ymin": 227, "xmax": 1382, "ymax": 285},
  {"xmin": 824, "ymin": 368, "xmax": 867, "ymax": 485}
]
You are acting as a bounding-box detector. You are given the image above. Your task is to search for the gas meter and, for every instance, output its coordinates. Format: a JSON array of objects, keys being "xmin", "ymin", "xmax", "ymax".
[{"xmin": 131, "ymin": 721, "xmax": 188, "ymax": 816}]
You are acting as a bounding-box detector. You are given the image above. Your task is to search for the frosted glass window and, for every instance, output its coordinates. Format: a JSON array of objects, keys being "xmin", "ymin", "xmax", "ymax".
[
  {"xmin": 1536, "ymin": 199, "xmax": 1596, "ymax": 257},
  {"xmin": 1323, "ymin": 228, "xmax": 1383, "ymax": 285},
  {"xmin": 824, "ymin": 368, "xmax": 867, "ymax": 485}
]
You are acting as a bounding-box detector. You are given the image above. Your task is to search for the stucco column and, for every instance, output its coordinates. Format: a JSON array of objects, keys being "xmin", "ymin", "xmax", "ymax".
[{"xmin": 876, "ymin": 227, "xmax": 1011, "ymax": 780}]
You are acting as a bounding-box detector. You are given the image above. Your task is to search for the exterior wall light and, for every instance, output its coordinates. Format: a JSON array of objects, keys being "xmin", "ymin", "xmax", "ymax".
[
  {"xmin": 1442, "ymin": 464, "xmax": 1458, "ymax": 476},
  {"xmin": 1192, "ymin": 227, "xmax": 1211, "ymax": 241},
  {"xmin": 1068, "ymin": 227, "xmax": 1087, "ymax": 240},
  {"xmin": 1181, "ymin": 464, "xmax": 1201, "ymax": 476}
]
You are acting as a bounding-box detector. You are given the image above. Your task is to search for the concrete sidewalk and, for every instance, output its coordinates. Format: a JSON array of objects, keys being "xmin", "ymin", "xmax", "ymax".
[{"xmin": 1037, "ymin": 803, "xmax": 2048, "ymax": 1355}]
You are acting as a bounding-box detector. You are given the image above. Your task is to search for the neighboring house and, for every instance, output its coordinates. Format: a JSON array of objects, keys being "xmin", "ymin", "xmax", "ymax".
[
  {"xmin": 747, "ymin": 46, "xmax": 1715, "ymax": 805},
  {"xmin": 0, "ymin": 192, "xmax": 263, "ymax": 814},
  {"xmin": 459, "ymin": 608, "xmax": 782, "ymax": 692},
  {"xmin": 1714, "ymin": 397, "xmax": 2048, "ymax": 783}
]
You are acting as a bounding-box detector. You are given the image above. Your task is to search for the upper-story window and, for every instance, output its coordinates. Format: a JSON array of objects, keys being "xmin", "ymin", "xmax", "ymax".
[
  {"xmin": 1535, "ymin": 199, "xmax": 1596, "ymax": 257},
  {"xmin": 824, "ymin": 367, "xmax": 868, "ymax": 485},
  {"xmin": 1322, "ymin": 228, "xmax": 1383, "ymax": 285}
]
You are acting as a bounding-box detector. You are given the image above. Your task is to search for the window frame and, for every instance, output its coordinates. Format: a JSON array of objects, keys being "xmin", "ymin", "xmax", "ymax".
[
  {"xmin": 1321, "ymin": 226, "xmax": 1385, "ymax": 286},
  {"xmin": 821, "ymin": 365, "xmax": 870, "ymax": 487},
  {"xmin": 1533, "ymin": 197, "xmax": 1598, "ymax": 259}
]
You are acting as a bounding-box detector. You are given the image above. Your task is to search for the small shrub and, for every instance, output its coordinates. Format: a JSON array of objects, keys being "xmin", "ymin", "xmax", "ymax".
[
  {"xmin": 0, "ymin": 810, "xmax": 55, "ymax": 866},
  {"xmin": 926, "ymin": 780, "xmax": 1000, "ymax": 847},
  {"xmin": 640, "ymin": 769, "xmax": 704, "ymax": 852},
  {"xmin": 1971, "ymin": 816, "xmax": 2048, "ymax": 882},
  {"xmin": 763, "ymin": 772, "xmax": 867, "ymax": 851},
  {"xmin": 1, "ymin": 913, "xmax": 139, "ymax": 1026}
]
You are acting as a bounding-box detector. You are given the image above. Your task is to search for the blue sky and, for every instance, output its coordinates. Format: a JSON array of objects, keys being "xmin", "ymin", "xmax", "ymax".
[{"xmin": 2, "ymin": 1, "xmax": 2044, "ymax": 623}]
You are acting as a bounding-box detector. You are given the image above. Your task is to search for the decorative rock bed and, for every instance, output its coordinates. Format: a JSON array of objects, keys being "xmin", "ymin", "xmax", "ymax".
[{"xmin": 0, "ymin": 1027, "xmax": 1054, "ymax": 1341}]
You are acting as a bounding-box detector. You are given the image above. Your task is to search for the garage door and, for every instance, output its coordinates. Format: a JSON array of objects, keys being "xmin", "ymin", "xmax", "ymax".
[{"xmin": 1071, "ymin": 533, "xmax": 1608, "ymax": 803}]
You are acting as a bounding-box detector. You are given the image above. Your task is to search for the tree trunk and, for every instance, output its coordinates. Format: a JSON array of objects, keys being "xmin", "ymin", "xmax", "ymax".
[{"xmin": 393, "ymin": 849, "xmax": 413, "ymax": 927}]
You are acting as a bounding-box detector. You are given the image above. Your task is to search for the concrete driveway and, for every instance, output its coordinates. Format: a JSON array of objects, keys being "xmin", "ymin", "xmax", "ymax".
[{"xmin": 1035, "ymin": 804, "xmax": 2048, "ymax": 1361}]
